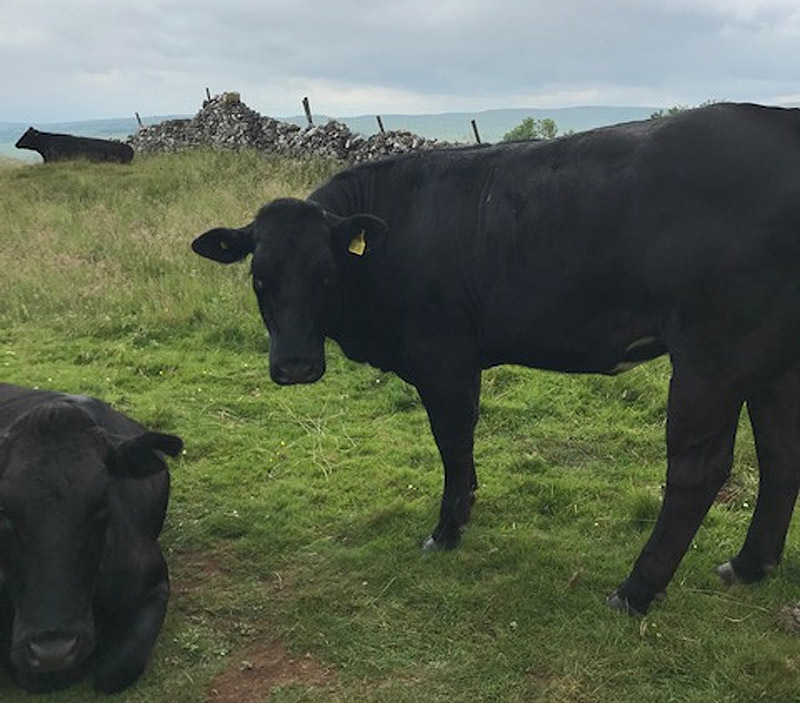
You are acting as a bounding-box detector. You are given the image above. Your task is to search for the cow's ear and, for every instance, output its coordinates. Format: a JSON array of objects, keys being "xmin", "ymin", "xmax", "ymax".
[
  {"xmin": 327, "ymin": 213, "xmax": 388, "ymax": 259},
  {"xmin": 107, "ymin": 432, "xmax": 184, "ymax": 479},
  {"xmin": 191, "ymin": 224, "xmax": 254, "ymax": 264}
]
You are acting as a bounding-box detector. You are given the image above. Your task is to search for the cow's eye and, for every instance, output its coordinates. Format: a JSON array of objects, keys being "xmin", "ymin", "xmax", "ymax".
[{"xmin": 253, "ymin": 277, "xmax": 265, "ymax": 291}]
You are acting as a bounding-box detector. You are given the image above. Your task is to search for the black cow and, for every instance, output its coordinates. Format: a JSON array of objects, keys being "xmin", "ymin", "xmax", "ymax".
[
  {"xmin": 0, "ymin": 384, "xmax": 182, "ymax": 692},
  {"xmin": 192, "ymin": 103, "xmax": 800, "ymax": 616},
  {"xmin": 15, "ymin": 127, "xmax": 134, "ymax": 164}
]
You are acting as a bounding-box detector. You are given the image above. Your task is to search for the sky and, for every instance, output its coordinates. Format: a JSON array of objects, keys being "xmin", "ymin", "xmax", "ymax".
[{"xmin": 2, "ymin": 0, "xmax": 799, "ymax": 124}]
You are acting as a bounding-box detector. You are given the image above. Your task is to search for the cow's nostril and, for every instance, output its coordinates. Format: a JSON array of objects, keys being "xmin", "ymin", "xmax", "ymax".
[{"xmin": 27, "ymin": 635, "xmax": 80, "ymax": 672}]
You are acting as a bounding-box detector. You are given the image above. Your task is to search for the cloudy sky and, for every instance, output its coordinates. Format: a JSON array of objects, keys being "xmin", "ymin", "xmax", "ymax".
[{"xmin": 2, "ymin": 0, "xmax": 799, "ymax": 123}]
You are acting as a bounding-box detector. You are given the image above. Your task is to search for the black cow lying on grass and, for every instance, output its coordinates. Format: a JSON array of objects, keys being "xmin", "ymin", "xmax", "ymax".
[
  {"xmin": 14, "ymin": 127, "xmax": 134, "ymax": 163},
  {"xmin": 0, "ymin": 384, "xmax": 182, "ymax": 692},
  {"xmin": 192, "ymin": 102, "xmax": 800, "ymax": 617}
]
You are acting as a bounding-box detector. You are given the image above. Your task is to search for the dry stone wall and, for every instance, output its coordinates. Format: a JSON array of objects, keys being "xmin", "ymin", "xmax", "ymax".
[{"xmin": 128, "ymin": 93, "xmax": 457, "ymax": 162}]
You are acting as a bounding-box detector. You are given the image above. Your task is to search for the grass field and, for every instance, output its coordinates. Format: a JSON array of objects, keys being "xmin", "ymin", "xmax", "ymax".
[{"xmin": 1, "ymin": 152, "xmax": 799, "ymax": 703}]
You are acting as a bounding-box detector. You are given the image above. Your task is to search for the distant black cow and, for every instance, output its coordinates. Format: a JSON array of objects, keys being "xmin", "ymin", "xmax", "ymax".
[
  {"xmin": 14, "ymin": 127, "xmax": 134, "ymax": 163},
  {"xmin": 192, "ymin": 103, "xmax": 800, "ymax": 616},
  {"xmin": 0, "ymin": 384, "xmax": 182, "ymax": 692}
]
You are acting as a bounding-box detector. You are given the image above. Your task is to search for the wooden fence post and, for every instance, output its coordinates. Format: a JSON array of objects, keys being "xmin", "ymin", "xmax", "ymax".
[
  {"xmin": 471, "ymin": 119, "xmax": 481, "ymax": 144},
  {"xmin": 302, "ymin": 97, "xmax": 314, "ymax": 127},
  {"xmin": 376, "ymin": 116, "xmax": 386, "ymax": 134},
  {"xmin": 135, "ymin": 112, "xmax": 144, "ymax": 129}
]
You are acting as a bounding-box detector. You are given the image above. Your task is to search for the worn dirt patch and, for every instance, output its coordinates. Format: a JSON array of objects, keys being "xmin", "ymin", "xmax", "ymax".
[
  {"xmin": 168, "ymin": 548, "xmax": 338, "ymax": 701},
  {"xmin": 777, "ymin": 602, "xmax": 800, "ymax": 635},
  {"xmin": 207, "ymin": 640, "xmax": 337, "ymax": 702},
  {"xmin": 170, "ymin": 549, "xmax": 235, "ymax": 596}
]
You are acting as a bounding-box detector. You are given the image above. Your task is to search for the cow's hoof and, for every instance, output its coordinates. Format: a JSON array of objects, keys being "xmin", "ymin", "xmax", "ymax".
[
  {"xmin": 607, "ymin": 588, "xmax": 664, "ymax": 616},
  {"xmin": 716, "ymin": 560, "xmax": 775, "ymax": 585},
  {"xmin": 422, "ymin": 536, "xmax": 439, "ymax": 551},
  {"xmin": 715, "ymin": 561, "xmax": 738, "ymax": 585},
  {"xmin": 421, "ymin": 534, "xmax": 460, "ymax": 551},
  {"xmin": 607, "ymin": 591, "xmax": 646, "ymax": 617}
]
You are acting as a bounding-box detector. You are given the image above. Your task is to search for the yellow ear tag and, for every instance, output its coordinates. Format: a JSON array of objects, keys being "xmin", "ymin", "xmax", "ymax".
[{"xmin": 348, "ymin": 230, "xmax": 367, "ymax": 256}]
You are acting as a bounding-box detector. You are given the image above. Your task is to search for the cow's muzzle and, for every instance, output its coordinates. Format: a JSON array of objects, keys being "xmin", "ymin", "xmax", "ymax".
[
  {"xmin": 26, "ymin": 632, "xmax": 82, "ymax": 673},
  {"xmin": 12, "ymin": 623, "xmax": 95, "ymax": 688},
  {"xmin": 270, "ymin": 358, "xmax": 325, "ymax": 385}
]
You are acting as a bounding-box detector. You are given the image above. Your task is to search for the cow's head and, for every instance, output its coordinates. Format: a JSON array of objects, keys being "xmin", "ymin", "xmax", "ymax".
[
  {"xmin": 0, "ymin": 401, "xmax": 182, "ymax": 692},
  {"xmin": 14, "ymin": 127, "xmax": 38, "ymax": 150},
  {"xmin": 192, "ymin": 198, "xmax": 387, "ymax": 385}
]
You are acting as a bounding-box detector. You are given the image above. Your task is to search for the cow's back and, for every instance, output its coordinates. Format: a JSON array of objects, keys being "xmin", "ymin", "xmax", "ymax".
[{"xmin": 310, "ymin": 104, "xmax": 800, "ymax": 373}]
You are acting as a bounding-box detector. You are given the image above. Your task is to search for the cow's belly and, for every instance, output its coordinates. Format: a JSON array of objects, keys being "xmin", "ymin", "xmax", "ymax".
[
  {"xmin": 481, "ymin": 308, "xmax": 666, "ymax": 374},
  {"xmin": 496, "ymin": 337, "xmax": 666, "ymax": 375}
]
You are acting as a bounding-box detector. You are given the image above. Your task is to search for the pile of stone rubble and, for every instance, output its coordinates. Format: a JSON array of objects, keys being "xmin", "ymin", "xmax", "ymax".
[{"xmin": 128, "ymin": 93, "xmax": 456, "ymax": 162}]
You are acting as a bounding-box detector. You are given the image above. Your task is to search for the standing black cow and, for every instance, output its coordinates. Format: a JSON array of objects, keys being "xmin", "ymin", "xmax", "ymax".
[
  {"xmin": 0, "ymin": 384, "xmax": 182, "ymax": 692},
  {"xmin": 192, "ymin": 103, "xmax": 800, "ymax": 616},
  {"xmin": 15, "ymin": 127, "xmax": 134, "ymax": 163}
]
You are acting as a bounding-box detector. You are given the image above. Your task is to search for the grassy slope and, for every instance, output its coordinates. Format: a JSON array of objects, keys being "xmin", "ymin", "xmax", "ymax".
[{"xmin": 0, "ymin": 153, "xmax": 798, "ymax": 703}]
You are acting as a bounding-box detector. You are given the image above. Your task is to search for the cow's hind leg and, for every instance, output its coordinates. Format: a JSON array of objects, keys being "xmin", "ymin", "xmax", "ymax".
[
  {"xmin": 416, "ymin": 367, "xmax": 481, "ymax": 550},
  {"xmin": 717, "ymin": 364, "xmax": 800, "ymax": 584},
  {"xmin": 609, "ymin": 371, "xmax": 743, "ymax": 615}
]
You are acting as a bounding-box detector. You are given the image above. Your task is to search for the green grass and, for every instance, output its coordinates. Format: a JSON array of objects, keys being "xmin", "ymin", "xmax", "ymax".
[{"xmin": 1, "ymin": 151, "xmax": 798, "ymax": 703}]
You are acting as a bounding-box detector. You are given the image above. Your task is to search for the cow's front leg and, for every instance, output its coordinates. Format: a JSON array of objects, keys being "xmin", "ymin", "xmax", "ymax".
[
  {"xmin": 416, "ymin": 368, "xmax": 481, "ymax": 550},
  {"xmin": 718, "ymin": 364, "xmax": 800, "ymax": 584},
  {"xmin": 609, "ymin": 372, "xmax": 743, "ymax": 615},
  {"xmin": 92, "ymin": 573, "xmax": 169, "ymax": 693}
]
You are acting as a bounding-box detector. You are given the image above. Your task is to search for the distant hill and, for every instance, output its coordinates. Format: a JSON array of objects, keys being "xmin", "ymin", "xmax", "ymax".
[
  {"xmin": 0, "ymin": 106, "xmax": 659, "ymax": 162},
  {"xmin": 326, "ymin": 106, "xmax": 658, "ymax": 143}
]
